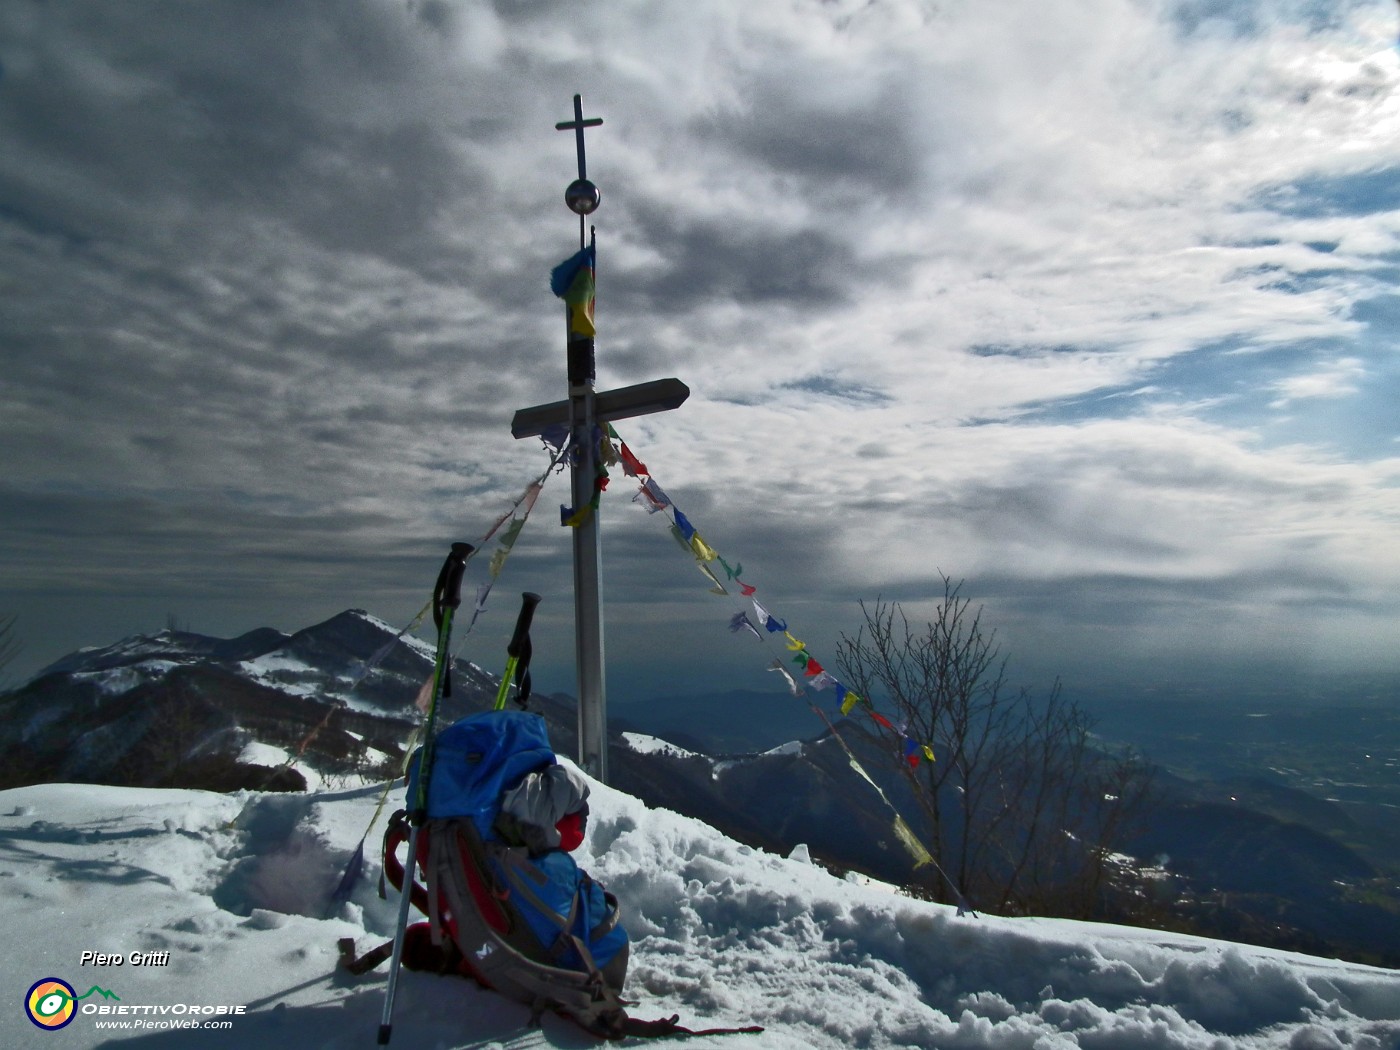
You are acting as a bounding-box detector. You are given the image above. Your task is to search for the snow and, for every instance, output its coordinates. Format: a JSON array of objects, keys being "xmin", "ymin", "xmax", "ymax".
[
  {"xmin": 2, "ymin": 772, "xmax": 1398, "ymax": 1050},
  {"xmin": 73, "ymin": 662, "xmax": 181, "ymax": 696},
  {"xmin": 240, "ymin": 653, "xmax": 318, "ymax": 676},
  {"xmin": 238, "ymin": 653, "xmax": 382, "ymax": 715},
  {"xmin": 235, "ymin": 740, "xmax": 396, "ymax": 794},
  {"xmin": 620, "ymin": 731, "xmax": 701, "ymax": 759},
  {"xmin": 345, "ymin": 611, "xmax": 437, "ymax": 664},
  {"xmin": 761, "ymin": 740, "xmax": 803, "ymax": 758},
  {"xmin": 238, "ymin": 739, "xmax": 290, "ymax": 768},
  {"xmin": 235, "ymin": 740, "xmax": 338, "ymax": 792}
]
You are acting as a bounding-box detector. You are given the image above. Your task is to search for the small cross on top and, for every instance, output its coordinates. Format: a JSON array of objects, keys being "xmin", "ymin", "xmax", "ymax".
[{"xmin": 556, "ymin": 94, "xmax": 603, "ymax": 181}]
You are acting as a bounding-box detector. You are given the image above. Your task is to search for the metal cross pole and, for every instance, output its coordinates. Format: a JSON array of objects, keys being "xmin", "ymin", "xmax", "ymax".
[{"xmin": 510, "ymin": 95, "xmax": 689, "ymax": 784}]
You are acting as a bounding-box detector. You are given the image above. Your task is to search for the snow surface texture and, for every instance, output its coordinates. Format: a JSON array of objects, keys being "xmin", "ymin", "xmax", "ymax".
[{"xmin": 1, "ymin": 771, "xmax": 1398, "ymax": 1049}]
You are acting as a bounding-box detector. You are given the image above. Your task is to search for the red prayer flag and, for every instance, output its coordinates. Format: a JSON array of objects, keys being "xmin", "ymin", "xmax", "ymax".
[
  {"xmin": 903, "ymin": 738, "xmax": 920, "ymax": 768},
  {"xmin": 620, "ymin": 443, "xmax": 648, "ymax": 478}
]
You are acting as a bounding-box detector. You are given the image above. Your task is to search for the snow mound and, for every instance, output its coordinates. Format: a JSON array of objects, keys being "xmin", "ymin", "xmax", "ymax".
[{"xmin": 0, "ymin": 772, "xmax": 1397, "ymax": 1049}]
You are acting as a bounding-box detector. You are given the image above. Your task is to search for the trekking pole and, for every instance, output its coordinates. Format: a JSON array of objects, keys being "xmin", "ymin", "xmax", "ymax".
[
  {"xmin": 493, "ymin": 592, "xmax": 542, "ymax": 711},
  {"xmin": 378, "ymin": 541, "xmax": 473, "ymax": 1046}
]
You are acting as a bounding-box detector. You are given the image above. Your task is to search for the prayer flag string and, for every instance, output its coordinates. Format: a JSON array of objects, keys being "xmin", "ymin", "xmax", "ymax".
[
  {"xmin": 603, "ymin": 424, "xmax": 937, "ymax": 768},
  {"xmin": 315, "ymin": 440, "xmax": 566, "ymax": 888}
]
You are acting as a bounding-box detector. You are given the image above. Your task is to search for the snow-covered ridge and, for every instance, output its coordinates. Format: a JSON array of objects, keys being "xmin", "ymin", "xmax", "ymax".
[
  {"xmin": 4, "ymin": 610, "xmax": 503, "ymax": 795},
  {"xmin": 620, "ymin": 731, "xmax": 701, "ymax": 759},
  {"xmin": 2, "ymin": 775, "xmax": 1396, "ymax": 1050},
  {"xmin": 620, "ymin": 733, "xmax": 813, "ymax": 785},
  {"xmin": 72, "ymin": 661, "xmax": 182, "ymax": 696},
  {"xmin": 345, "ymin": 610, "xmax": 438, "ymax": 662},
  {"xmin": 761, "ymin": 739, "xmax": 803, "ymax": 758}
]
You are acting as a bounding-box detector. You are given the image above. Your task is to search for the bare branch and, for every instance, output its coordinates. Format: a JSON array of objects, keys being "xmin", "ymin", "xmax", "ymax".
[{"xmin": 835, "ymin": 579, "xmax": 1153, "ymax": 917}]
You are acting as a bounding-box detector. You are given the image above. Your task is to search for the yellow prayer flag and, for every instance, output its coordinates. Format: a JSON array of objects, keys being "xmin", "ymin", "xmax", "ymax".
[
  {"xmin": 892, "ymin": 815, "xmax": 935, "ymax": 868},
  {"xmin": 689, "ymin": 533, "xmax": 718, "ymax": 562},
  {"xmin": 841, "ymin": 692, "xmax": 860, "ymax": 716},
  {"xmin": 697, "ymin": 562, "xmax": 728, "ymax": 594},
  {"xmin": 488, "ymin": 547, "xmax": 509, "ymax": 579}
]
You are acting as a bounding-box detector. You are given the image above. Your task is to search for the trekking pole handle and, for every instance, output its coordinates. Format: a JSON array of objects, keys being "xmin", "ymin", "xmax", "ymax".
[
  {"xmin": 432, "ymin": 542, "xmax": 475, "ymax": 628},
  {"xmin": 507, "ymin": 592, "xmax": 542, "ymax": 658}
]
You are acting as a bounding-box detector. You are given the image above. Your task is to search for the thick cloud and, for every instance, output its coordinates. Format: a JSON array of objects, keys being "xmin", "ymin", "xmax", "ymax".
[{"xmin": 2, "ymin": 0, "xmax": 1398, "ymax": 702}]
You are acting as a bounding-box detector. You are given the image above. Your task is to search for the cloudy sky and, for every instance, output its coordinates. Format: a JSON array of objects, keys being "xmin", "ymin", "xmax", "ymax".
[{"xmin": 3, "ymin": 0, "xmax": 1398, "ymax": 711}]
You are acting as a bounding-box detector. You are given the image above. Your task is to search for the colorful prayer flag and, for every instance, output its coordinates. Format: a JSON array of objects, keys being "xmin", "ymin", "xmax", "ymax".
[
  {"xmin": 550, "ymin": 245, "xmax": 596, "ymax": 338},
  {"xmin": 892, "ymin": 815, "xmax": 935, "ymax": 868},
  {"xmin": 642, "ymin": 478, "xmax": 671, "ymax": 508},
  {"xmin": 414, "ymin": 673, "xmax": 435, "ymax": 713},
  {"xmin": 599, "ymin": 431, "xmax": 619, "ymax": 467},
  {"xmin": 729, "ymin": 612, "xmax": 762, "ymax": 641},
  {"xmin": 673, "ymin": 509, "xmax": 696, "ymax": 541},
  {"xmin": 619, "ymin": 443, "xmax": 647, "ymax": 478},
  {"xmin": 634, "ymin": 485, "xmax": 667, "ymax": 514},
  {"xmin": 698, "ymin": 563, "xmax": 727, "ymax": 594},
  {"xmin": 767, "ymin": 659, "xmax": 802, "ymax": 697},
  {"xmin": 689, "ymin": 533, "xmax": 718, "ymax": 562},
  {"xmin": 752, "ymin": 599, "xmax": 786, "ymax": 633}
]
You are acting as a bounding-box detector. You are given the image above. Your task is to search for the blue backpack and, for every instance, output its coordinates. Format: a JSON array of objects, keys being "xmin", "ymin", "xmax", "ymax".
[
  {"xmin": 385, "ymin": 711, "xmax": 629, "ymax": 1030},
  {"xmin": 344, "ymin": 710, "xmax": 761, "ymax": 1041}
]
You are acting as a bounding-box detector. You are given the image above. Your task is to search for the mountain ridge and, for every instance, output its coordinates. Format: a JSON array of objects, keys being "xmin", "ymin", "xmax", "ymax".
[{"xmin": 3, "ymin": 609, "xmax": 1397, "ymax": 968}]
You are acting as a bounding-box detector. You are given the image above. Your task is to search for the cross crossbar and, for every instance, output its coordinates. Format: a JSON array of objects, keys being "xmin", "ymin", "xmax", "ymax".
[{"xmin": 511, "ymin": 378, "xmax": 690, "ymax": 440}]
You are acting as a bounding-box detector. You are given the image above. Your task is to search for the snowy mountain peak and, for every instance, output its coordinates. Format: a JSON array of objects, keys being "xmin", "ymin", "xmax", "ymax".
[{"xmin": 1, "ymin": 610, "xmax": 495, "ymax": 795}]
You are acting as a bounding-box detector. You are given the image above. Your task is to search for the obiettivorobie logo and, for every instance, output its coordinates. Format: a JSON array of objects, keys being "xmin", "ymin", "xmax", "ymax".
[
  {"xmin": 24, "ymin": 975, "xmax": 246, "ymax": 1033},
  {"xmin": 25, "ymin": 978, "xmax": 120, "ymax": 1031}
]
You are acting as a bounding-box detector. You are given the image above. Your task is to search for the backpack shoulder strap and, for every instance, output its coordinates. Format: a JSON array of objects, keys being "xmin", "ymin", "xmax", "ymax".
[
  {"xmin": 424, "ymin": 820, "xmax": 450, "ymax": 946},
  {"xmin": 379, "ymin": 809, "xmax": 430, "ymax": 918},
  {"xmin": 585, "ymin": 876, "xmax": 623, "ymax": 941}
]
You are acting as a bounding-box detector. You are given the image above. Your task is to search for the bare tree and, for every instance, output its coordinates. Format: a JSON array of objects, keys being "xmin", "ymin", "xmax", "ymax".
[{"xmin": 834, "ymin": 576, "xmax": 1152, "ymax": 918}]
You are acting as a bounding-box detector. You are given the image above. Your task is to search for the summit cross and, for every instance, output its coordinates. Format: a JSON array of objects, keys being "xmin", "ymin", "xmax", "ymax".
[
  {"xmin": 555, "ymin": 94, "xmax": 604, "ymax": 182},
  {"xmin": 511, "ymin": 95, "xmax": 689, "ymax": 784}
]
